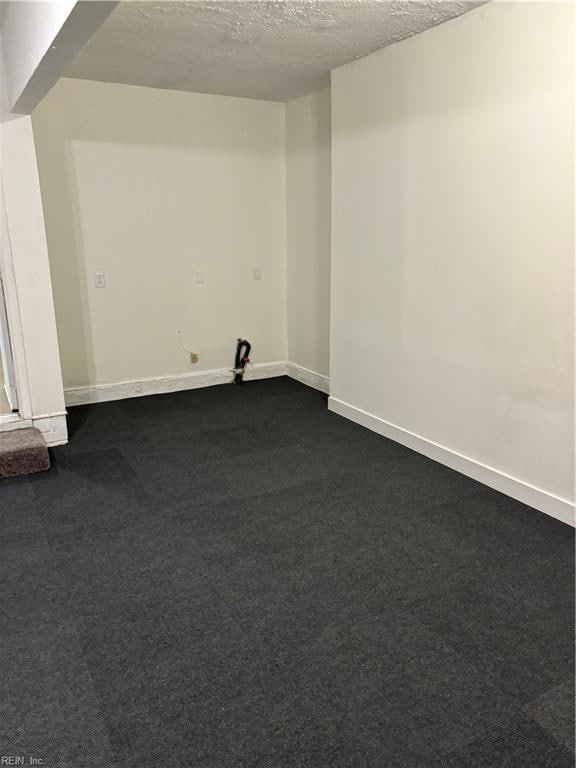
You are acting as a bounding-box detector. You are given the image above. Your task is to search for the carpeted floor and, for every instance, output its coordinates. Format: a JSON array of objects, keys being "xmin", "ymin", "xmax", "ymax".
[{"xmin": 1, "ymin": 377, "xmax": 574, "ymax": 767}]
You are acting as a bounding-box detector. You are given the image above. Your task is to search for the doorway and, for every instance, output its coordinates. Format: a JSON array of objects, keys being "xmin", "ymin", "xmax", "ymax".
[
  {"xmin": 0, "ymin": 274, "xmax": 17, "ymax": 413},
  {"xmin": 0, "ymin": 177, "xmax": 19, "ymax": 417}
]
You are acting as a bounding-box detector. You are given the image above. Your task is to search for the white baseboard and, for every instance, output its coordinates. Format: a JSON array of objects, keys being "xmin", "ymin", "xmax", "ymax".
[
  {"xmin": 286, "ymin": 362, "xmax": 330, "ymax": 394},
  {"xmin": 33, "ymin": 413, "xmax": 68, "ymax": 447},
  {"xmin": 328, "ymin": 396, "xmax": 575, "ymax": 528},
  {"xmin": 0, "ymin": 413, "xmax": 22, "ymax": 431},
  {"xmin": 64, "ymin": 361, "xmax": 332, "ymax": 407},
  {"xmin": 244, "ymin": 362, "xmax": 288, "ymax": 382},
  {"xmin": 64, "ymin": 362, "xmax": 288, "ymax": 407},
  {"xmin": 0, "ymin": 412, "xmax": 68, "ymax": 447}
]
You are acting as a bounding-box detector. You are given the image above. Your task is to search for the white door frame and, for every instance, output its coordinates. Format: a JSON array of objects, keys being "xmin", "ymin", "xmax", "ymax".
[
  {"xmin": 0, "ymin": 172, "xmax": 33, "ymax": 427},
  {"xmin": 0, "ymin": 272, "xmax": 18, "ymax": 410}
]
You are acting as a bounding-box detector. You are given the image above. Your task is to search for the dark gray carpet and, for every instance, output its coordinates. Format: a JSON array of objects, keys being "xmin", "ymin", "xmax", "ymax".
[{"xmin": 1, "ymin": 377, "xmax": 574, "ymax": 767}]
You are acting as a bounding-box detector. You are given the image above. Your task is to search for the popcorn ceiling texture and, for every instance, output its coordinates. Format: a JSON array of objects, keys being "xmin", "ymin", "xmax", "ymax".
[{"xmin": 66, "ymin": 0, "xmax": 484, "ymax": 101}]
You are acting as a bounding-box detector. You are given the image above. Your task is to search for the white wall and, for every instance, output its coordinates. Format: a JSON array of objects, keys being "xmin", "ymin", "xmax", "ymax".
[
  {"xmin": 331, "ymin": 1, "xmax": 574, "ymax": 520},
  {"xmin": 286, "ymin": 88, "xmax": 331, "ymax": 386},
  {"xmin": 0, "ymin": 116, "xmax": 67, "ymax": 444},
  {"xmin": 32, "ymin": 78, "xmax": 287, "ymax": 393}
]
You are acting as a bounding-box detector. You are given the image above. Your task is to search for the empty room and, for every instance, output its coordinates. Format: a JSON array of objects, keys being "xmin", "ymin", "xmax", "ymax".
[{"xmin": 0, "ymin": 1, "xmax": 574, "ymax": 766}]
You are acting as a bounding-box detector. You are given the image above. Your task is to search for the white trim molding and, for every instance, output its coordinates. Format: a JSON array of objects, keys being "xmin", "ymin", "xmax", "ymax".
[
  {"xmin": 0, "ymin": 412, "xmax": 67, "ymax": 447},
  {"xmin": 64, "ymin": 361, "xmax": 332, "ymax": 407},
  {"xmin": 33, "ymin": 413, "xmax": 68, "ymax": 447},
  {"xmin": 65, "ymin": 362, "xmax": 288, "ymax": 407},
  {"xmin": 0, "ymin": 413, "xmax": 24, "ymax": 432},
  {"xmin": 286, "ymin": 362, "xmax": 330, "ymax": 394},
  {"xmin": 244, "ymin": 362, "xmax": 287, "ymax": 382},
  {"xmin": 328, "ymin": 396, "xmax": 575, "ymax": 528}
]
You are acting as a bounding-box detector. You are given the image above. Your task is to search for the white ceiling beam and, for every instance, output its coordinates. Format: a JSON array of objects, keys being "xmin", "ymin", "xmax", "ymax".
[{"xmin": 1, "ymin": 0, "xmax": 118, "ymax": 116}]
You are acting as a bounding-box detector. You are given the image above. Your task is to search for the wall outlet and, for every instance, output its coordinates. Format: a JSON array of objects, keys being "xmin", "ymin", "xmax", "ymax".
[
  {"xmin": 94, "ymin": 272, "xmax": 106, "ymax": 288},
  {"xmin": 252, "ymin": 266, "xmax": 262, "ymax": 281},
  {"xmin": 190, "ymin": 353, "xmax": 199, "ymax": 364}
]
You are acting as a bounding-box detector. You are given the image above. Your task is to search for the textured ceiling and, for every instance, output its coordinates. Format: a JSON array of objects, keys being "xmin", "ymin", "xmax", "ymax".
[{"xmin": 67, "ymin": 0, "xmax": 484, "ymax": 102}]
